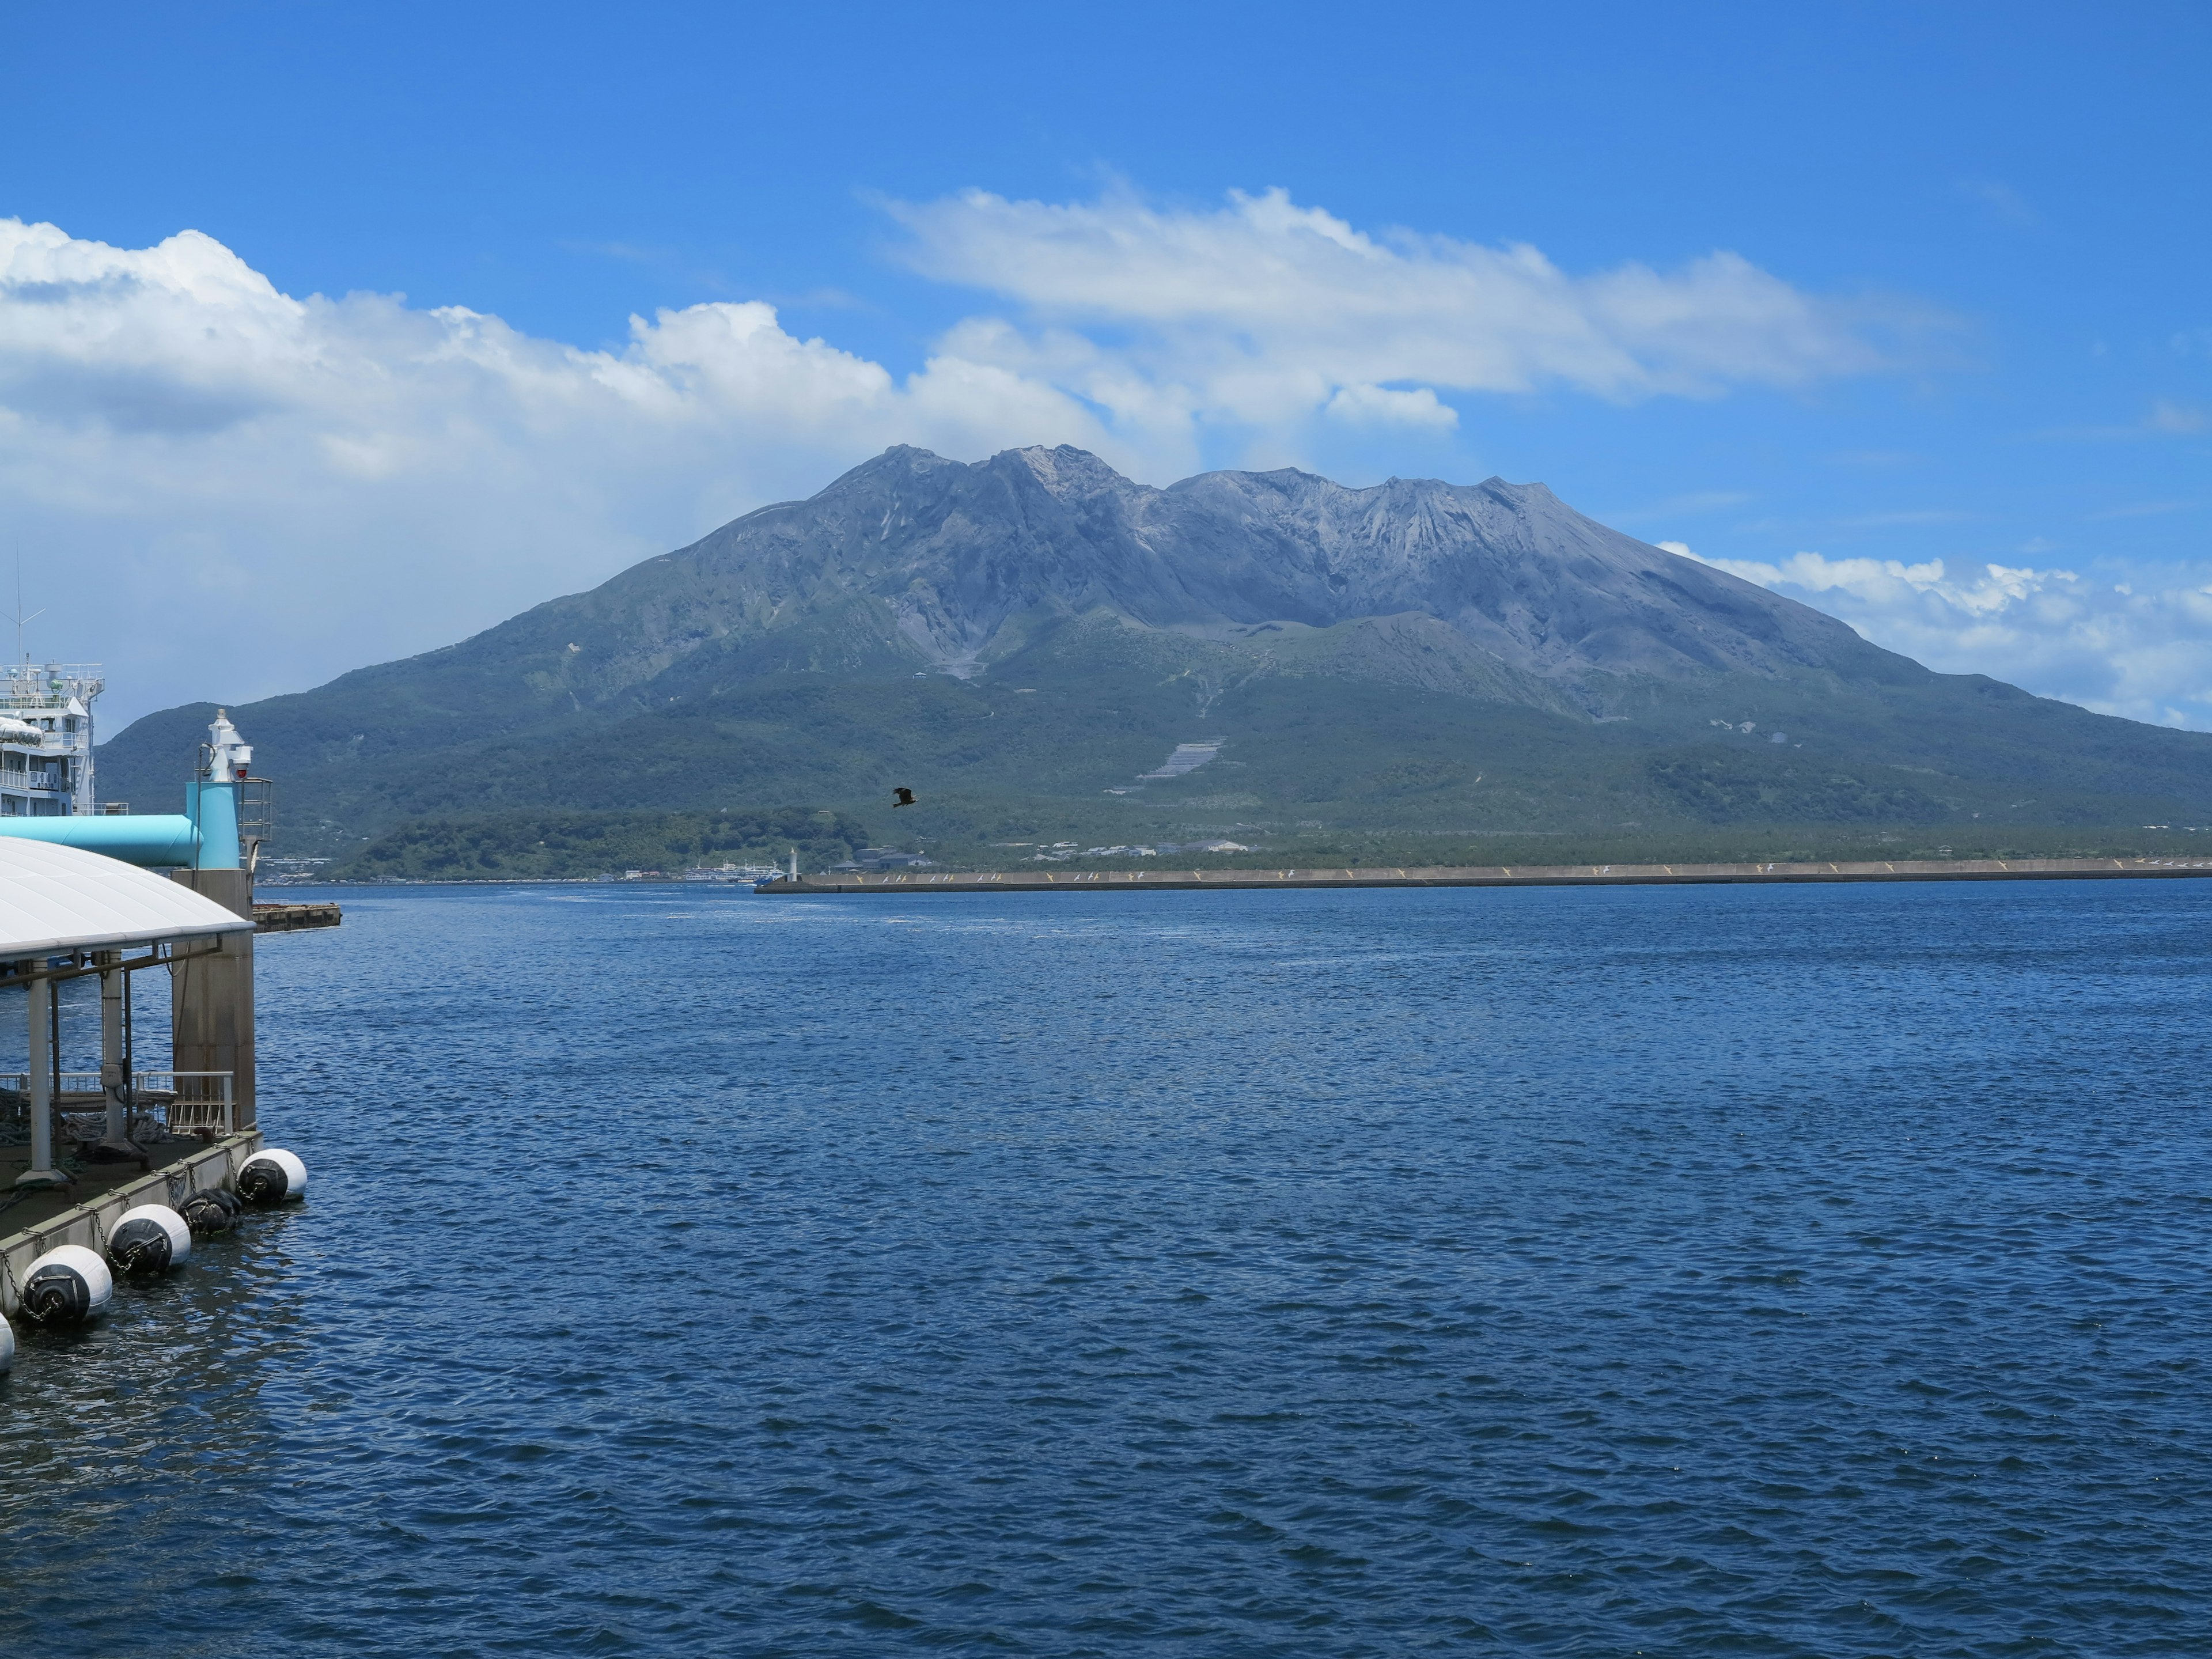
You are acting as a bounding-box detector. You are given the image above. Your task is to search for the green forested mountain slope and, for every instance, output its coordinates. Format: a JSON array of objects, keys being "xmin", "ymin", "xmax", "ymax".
[{"xmin": 97, "ymin": 445, "xmax": 2212, "ymax": 864}]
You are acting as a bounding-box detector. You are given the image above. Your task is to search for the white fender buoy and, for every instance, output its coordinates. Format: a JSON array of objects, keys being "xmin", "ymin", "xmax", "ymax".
[
  {"xmin": 237, "ymin": 1148, "xmax": 308, "ymax": 1206},
  {"xmin": 20, "ymin": 1244, "xmax": 113, "ymax": 1325},
  {"xmin": 109, "ymin": 1203, "xmax": 192, "ymax": 1275},
  {"xmin": 0, "ymin": 1312, "xmax": 14, "ymax": 1373}
]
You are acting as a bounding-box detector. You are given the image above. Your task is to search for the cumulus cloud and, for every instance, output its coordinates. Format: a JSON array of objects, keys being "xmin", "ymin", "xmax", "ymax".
[
  {"xmin": 1323, "ymin": 383, "xmax": 1458, "ymax": 429},
  {"xmin": 0, "ymin": 217, "xmax": 1122, "ymax": 720},
  {"xmin": 0, "ymin": 199, "xmax": 1913, "ymax": 721},
  {"xmin": 888, "ymin": 187, "xmax": 1903, "ymax": 431},
  {"xmin": 1664, "ymin": 541, "xmax": 2212, "ymax": 730}
]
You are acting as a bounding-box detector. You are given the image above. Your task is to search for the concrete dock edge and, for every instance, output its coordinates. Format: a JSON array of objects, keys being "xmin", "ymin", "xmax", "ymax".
[{"xmin": 1, "ymin": 1131, "xmax": 264, "ymax": 1317}]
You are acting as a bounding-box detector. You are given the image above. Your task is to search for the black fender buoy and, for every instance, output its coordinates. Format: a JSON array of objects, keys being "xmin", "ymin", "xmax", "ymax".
[
  {"xmin": 109, "ymin": 1204, "xmax": 192, "ymax": 1275},
  {"xmin": 20, "ymin": 1245, "xmax": 114, "ymax": 1326},
  {"xmin": 179, "ymin": 1187, "xmax": 241, "ymax": 1235},
  {"xmin": 237, "ymin": 1149, "xmax": 308, "ymax": 1206}
]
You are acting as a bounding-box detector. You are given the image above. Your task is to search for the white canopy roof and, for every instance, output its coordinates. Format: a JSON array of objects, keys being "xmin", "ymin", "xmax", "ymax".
[{"xmin": 0, "ymin": 836, "xmax": 254, "ymax": 958}]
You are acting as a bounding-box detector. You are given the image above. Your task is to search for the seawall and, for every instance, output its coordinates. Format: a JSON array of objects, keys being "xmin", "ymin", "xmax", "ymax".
[{"xmin": 762, "ymin": 856, "xmax": 2212, "ymax": 895}]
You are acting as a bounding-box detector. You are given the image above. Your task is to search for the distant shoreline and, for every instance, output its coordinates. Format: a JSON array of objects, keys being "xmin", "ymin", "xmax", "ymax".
[
  {"xmin": 760, "ymin": 856, "xmax": 2212, "ymax": 895},
  {"xmin": 267, "ymin": 854, "xmax": 2212, "ymax": 892}
]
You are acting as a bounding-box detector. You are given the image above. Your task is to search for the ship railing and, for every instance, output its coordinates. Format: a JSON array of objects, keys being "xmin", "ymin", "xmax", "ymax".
[{"xmin": 0, "ymin": 1070, "xmax": 234, "ymax": 1140}]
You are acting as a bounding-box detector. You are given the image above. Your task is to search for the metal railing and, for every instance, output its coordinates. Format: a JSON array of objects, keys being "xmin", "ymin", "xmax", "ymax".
[
  {"xmin": 237, "ymin": 776, "xmax": 274, "ymax": 840},
  {"xmin": 0, "ymin": 1070, "xmax": 234, "ymax": 1138},
  {"xmin": 131, "ymin": 1071, "xmax": 237, "ymax": 1135}
]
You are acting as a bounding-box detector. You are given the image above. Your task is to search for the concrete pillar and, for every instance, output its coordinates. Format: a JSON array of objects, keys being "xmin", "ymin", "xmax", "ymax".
[
  {"xmin": 99, "ymin": 950, "xmax": 130, "ymax": 1149},
  {"xmin": 169, "ymin": 869, "xmax": 254, "ymax": 1132},
  {"xmin": 20, "ymin": 971, "xmax": 54, "ymax": 1184}
]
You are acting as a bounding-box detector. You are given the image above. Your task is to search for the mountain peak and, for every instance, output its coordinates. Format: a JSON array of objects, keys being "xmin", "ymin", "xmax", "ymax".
[
  {"xmin": 643, "ymin": 444, "xmax": 1886, "ymax": 687},
  {"xmin": 999, "ymin": 443, "xmax": 1136, "ymax": 498}
]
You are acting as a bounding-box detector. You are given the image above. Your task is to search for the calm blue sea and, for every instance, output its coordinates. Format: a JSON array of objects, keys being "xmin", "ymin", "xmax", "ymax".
[{"xmin": 4, "ymin": 880, "xmax": 2210, "ymax": 1657}]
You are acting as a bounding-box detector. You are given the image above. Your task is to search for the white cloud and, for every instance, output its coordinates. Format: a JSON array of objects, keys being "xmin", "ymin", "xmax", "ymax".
[
  {"xmin": 0, "ymin": 217, "xmax": 1120, "ymax": 722},
  {"xmin": 1608, "ymin": 490, "xmax": 1753, "ymax": 525},
  {"xmin": 0, "ymin": 199, "xmax": 1916, "ymax": 723},
  {"xmin": 1323, "ymin": 383, "xmax": 1458, "ymax": 428},
  {"xmin": 2085, "ymin": 499, "xmax": 2196, "ymax": 521},
  {"xmin": 889, "ymin": 187, "xmax": 1902, "ymax": 431},
  {"xmin": 1956, "ymin": 179, "xmax": 2039, "ymax": 229},
  {"xmin": 2031, "ymin": 399, "xmax": 2211, "ymax": 442},
  {"xmin": 1665, "ymin": 541, "xmax": 2212, "ymax": 730},
  {"xmin": 1836, "ymin": 508, "xmax": 1975, "ymax": 529}
]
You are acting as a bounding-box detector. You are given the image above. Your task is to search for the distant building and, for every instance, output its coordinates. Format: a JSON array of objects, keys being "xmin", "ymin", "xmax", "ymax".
[
  {"xmin": 830, "ymin": 848, "xmax": 933, "ymax": 872},
  {"xmin": 0, "ymin": 663, "xmax": 104, "ymax": 818}
]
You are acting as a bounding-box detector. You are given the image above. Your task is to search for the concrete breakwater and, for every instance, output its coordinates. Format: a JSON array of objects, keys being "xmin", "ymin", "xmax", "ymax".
[{"xmin": 764, "ymin": 855, "xmax": 2212, "ymax": 895}]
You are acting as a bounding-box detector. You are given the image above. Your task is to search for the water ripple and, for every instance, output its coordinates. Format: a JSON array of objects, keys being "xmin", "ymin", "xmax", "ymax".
[{"xmin": 3, "ymin": 880, "xmax": 2210, "ymax": 1654}]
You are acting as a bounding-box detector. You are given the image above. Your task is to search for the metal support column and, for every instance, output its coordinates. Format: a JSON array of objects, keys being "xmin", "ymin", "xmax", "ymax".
[
  {"xmin": 17, "ymin": 970, "xmax": 56, "ymax": 1187},
  {"xmin": 99, "ymin": 949, "xmax": 134, "ymax": 1153}
]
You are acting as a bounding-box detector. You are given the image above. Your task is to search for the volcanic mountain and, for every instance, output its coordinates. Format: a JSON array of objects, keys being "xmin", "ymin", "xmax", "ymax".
[{"xmin": 98, "ymin": 444, "xmax": 2212, "ymax": 862}]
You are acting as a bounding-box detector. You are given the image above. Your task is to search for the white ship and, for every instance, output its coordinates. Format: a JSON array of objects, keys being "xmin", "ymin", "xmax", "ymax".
[{"xmin": 0, "ymin": 663, "xmax": 107, "ymax": 820}]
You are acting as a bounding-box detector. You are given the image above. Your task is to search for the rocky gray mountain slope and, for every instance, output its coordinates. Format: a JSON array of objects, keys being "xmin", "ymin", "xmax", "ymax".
[
  {"xmin": 520, "ymin": 442, "xmax": 1897, "ymax": 704},
  {"xmin": 97, "ymin": 445, "xmax": 2212, "ymax": 853}
]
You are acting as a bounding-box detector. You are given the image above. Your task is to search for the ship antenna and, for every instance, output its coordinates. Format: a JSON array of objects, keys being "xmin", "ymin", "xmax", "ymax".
[{"xmin": 3, "ymin": 560, "xmax": 43, "ymax": 666}]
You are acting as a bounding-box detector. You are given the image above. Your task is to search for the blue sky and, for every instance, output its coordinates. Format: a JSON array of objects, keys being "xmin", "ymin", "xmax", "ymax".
[{"xmin": 2, "ymin": 1, "xmax": 2206, "ymax": 726}]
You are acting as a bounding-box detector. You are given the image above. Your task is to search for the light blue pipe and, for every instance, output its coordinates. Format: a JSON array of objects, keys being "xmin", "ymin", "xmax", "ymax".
[
  {"xmin": 0, "ymin": 813, "xmax": 202, "ymax": 867},
  {"xmin": 183, "ymin": 781, "xmax": 240, "ymax": 870}
]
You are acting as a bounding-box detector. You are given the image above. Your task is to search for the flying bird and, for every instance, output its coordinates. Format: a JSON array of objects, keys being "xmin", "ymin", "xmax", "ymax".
[{"xmin": 892, "ymin": 786, "xmax": 916, "ymax": 808}]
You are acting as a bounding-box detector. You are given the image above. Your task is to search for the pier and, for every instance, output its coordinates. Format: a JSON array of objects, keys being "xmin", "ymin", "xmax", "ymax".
[
  {"xmin": 0, "ymin": 1137, "xmax": 260, "ymax": 1310},
  {"xmin": 762, "ymin": 854, "xmax": 2212, "ymax": 895},
  {"xmin": 0, "ymin": 839, "xmax": 266, "ymax": 1315},
  {"xmin": 253, "ymin": 899, "xmax": 343, "ymax": 931},
  {"xmin": 0, "ymin": 709, "xmax": 334, "ymax": 1331}
]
